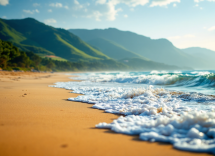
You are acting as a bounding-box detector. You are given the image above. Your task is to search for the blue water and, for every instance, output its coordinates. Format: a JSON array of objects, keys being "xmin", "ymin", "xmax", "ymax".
[
  {"xmin": 76, "ymin": 70, "xmax": 215, "ymax": 95},
  {"xmin": 53, "ymin": 70, "xmax": 215, "ymax": 154}
]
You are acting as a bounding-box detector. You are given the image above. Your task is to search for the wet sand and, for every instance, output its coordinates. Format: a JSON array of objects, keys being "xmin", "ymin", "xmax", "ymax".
[{"xmin": 0, "ymin": 71, "xmax": 212, "ymax": 156}]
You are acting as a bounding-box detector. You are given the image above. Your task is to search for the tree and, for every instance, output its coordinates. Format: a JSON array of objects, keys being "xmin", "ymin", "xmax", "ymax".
[{"xmin": 46, "ymin": 60, "xmax": 55, "ymax": 69}]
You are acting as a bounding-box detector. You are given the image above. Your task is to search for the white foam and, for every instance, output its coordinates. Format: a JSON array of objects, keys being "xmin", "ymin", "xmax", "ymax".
[
  {"xmin": 53, "ymin": 71, "xmax": 215, "ymax": 154},
  {"xmin": 191, "ymin": 71, "xmax": 210, "ymax": 75},
  {"xmin": 74, "ymin": 71, "xmax": 215, "ymax": 91}
]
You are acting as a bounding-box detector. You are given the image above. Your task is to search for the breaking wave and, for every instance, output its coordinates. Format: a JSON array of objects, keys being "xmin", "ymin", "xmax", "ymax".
[
  {"xmin": 87, "ymin": 71, "xmax": 215, "ymax": 88},
  {"xmin": 53, "ymin": 70, "xmax": 215, "ymax": 154}
]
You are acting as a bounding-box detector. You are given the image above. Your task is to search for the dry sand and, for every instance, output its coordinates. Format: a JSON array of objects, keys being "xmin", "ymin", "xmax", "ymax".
[{"xmin": 0, "ymin": 71, "xmax": 212, "ymax": 156}]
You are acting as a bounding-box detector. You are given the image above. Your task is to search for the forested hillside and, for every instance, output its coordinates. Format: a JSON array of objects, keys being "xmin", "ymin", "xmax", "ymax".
[
  {"xmin": 0, "ymin": 18, "xmax": 183, "ymax": 71},
  {"xmin": 0, "ymin": 18, "xmax": 110, "ymax": 62},
  {"xmin": 70, "ymin": 28, "xmax": 213, "ymax": 69},
  {"xmin": 0, "ymin": 39, "xmax": 127, "ymax": 71}
]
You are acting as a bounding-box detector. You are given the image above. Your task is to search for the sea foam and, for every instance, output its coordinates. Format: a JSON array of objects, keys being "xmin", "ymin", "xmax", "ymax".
[
  {"xmin": 53, "ymin": 71, "xmax": 215, "ymax": 154},
  {"xmin": 79, "ymin": 71, "xmax": 215, "ymax": 89}
]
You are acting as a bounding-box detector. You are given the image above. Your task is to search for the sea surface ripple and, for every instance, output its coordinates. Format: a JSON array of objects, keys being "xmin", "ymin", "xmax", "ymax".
[{"xmin": 53, "ymin": 70, "xmax": 215, "ymax": 154}]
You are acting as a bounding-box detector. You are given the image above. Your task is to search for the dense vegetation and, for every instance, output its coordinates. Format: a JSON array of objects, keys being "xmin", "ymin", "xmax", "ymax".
[
  {"xmin": 0, "ymin": 39, "xmax": 127, "ymax": 71},
  {"xmin": 0, "ymin": 17, "xmax": 183, "ymax": 71},
  {"xmin": 0, "ymin": 18, "xmax": 109, "ymax": 62}
]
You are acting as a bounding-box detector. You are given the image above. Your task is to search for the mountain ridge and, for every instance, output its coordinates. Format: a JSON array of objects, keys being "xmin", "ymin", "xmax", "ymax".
[
  {"xmin": 0, "ymin": 18, "xmax": 110, "ymax": 62},
  {"xmin": 182, "ymin": 47, "xmax": 215, "ymax": 68},
  {"xmin": 0, "ymin": 17, "xmax": 186, "ymax": 71},
  {"xmin": 87, "ymin": 37, "xmax": 150, "ymax": 61},
  {"xmin": 69, "ymin": 28, "xmax": 213, "ymax": 69}
]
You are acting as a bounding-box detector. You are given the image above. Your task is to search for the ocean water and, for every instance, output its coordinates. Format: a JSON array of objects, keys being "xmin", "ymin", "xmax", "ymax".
[{"xmin": 53, "ymin": 70, "xmax": 215, "ymax": 154}]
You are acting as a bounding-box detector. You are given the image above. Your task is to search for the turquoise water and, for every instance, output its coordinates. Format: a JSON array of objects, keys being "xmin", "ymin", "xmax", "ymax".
[
  {"xmin": 78, "ymin": 70, "xmax": 215, "ymax": 95},
  {"xmin": 54, "ymin": 70, "xmax": 215, "ymax": 154}
]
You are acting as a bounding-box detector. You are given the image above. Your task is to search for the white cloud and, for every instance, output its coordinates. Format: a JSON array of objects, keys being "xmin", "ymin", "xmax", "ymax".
[
  {"xmin": 71, "ymin": 0, "xmax": 182, "ymax": 21},
  {"xmin": 194, "ymin": 2, "xmax": 204, "ymax": 9},
  {"xmin": 33, "ymin": 3, "xmax": 40, "ymax": 7},
  {"xmin": 71, "ymin": 0, "xmax": 149, "ymax": 21},
  {"xmin": 96, "ymin": 0, "xmax": 106, "ymax": 4},
  {"xmin": 49, "ymin": 2, "xmax": 69, "ymax": 10},
  {"xmin": 87, "ymin": 11, "xmax": 103, "ymax": 21},
  {"xmin": 96, "ymin": 0, "xmax": 149, "ymax": 7},
  {"xmin": 97, "ymin": 1, "xmax": 122, "ymax": 21},
  {"xmin": 70, "ymin": 0, "xmax": 184, "ymax": 21},
  {"xmin": 44, "ymin": 19, "xmax": 57, "ymax": 25},
  {"xmin": 95, "ymin": 0, "xmax": 148, "ymax": 21},
  {"xmin": 194, "ymin": 0, "xmax": 204, "ymax": 2},
  {"xmin": 115, "ymin": 0, "xmax": 149, "ymax": 7},
  {"xmin": 23, "ymin": 9, "xmax": 40, "ymax": 14},
  {"xmin": 73, "ymin": 0, "xmax": 84, "ymax": 10},
  {"xmin": 49, "ymin": 2, "xmax": 63, "ymax": 8},
  {"xmin": 48, "ymin": 9, "xmax": 52, "ymax": 12},
  {"xmin": 23, "ymin": 10, "xmax": 34, "ymax": 14},
  {"xmin": 0, "ymin": 0, "xmax": 9, "ymax": 6},
  {"xmin": 1, "ymin": 16, "xmax": 7, "ymax": 19},
  {"xmin": 208, "ymin": 26, "xmax": 215, "ymax": 31},
  {"xmin": 124, "ymin": 14, "xmax": 128, "ymax": 18},
  {"xmin": 74, "ymin": 0, "xmax": 81, "ymax": 5},
  {"xmin": 150, "ymin": 0, "xmax": 180, "ymax": 7}
]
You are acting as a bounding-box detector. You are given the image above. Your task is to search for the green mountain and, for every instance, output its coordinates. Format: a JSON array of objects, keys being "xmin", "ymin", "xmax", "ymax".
[
  {"xmin": 0, "ymin": 18, "xmax": 183, "ymax": 71},
  {"xmin": 87, "ymin": 37, "xmax": 149, "ymax": 60},
  {"xmin": 0, "ymin": 39, "xmax": 127, "ymax": 71},
  {"xmin": 69, "ymin": 28, "xmax": 210, "ymax": 69},
  {"xmin": 0, "ymin": 18, "xmax": 54, "ymax": 56},
  {"xmin": 119, "ymin": 57, "xmax": 182, "ymax": 71},
  {"xmin": 0, "ymin": 18, "xmax": 110, "ymax": 62},
  {"xmin": 182, "ymin": 47, "xmax": 215, "ymax": 65},
  {"xmin": 86, "ymin": 37, "xmax": 182, "ymax": 70}
]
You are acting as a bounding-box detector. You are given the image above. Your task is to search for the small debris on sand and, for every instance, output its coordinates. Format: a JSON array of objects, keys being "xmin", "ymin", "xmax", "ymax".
[{"xmin": 61, "ymin": 144, "xmax": 68, "ymax": 148}]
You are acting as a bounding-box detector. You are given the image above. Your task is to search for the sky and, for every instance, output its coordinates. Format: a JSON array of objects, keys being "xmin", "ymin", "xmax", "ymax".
[{"xmin": 0, "ymin": 0, "xmax": 215, "ymax": 51}]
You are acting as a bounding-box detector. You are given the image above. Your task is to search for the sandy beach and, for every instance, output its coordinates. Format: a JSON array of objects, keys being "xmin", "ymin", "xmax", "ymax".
[{"xmin": 0, "ymin": 71, "xmax": 212, "ymax": 156}]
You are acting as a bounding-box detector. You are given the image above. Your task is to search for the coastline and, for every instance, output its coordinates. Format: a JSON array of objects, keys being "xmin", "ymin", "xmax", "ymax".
[{"xmin": 0, "ymin": 71, "xmax": 212, "ymax": 156}]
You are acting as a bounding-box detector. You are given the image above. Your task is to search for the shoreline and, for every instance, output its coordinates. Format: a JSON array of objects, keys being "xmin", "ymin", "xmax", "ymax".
[{"xmin": 0, "ymin": 71, "xmax": 212, "ymax": 156}]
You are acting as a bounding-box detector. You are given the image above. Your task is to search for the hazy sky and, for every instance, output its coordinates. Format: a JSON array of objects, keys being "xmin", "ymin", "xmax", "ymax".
[{"xmin": 0, "ymin": 0, "xmax": 215, "ymax": 50}]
